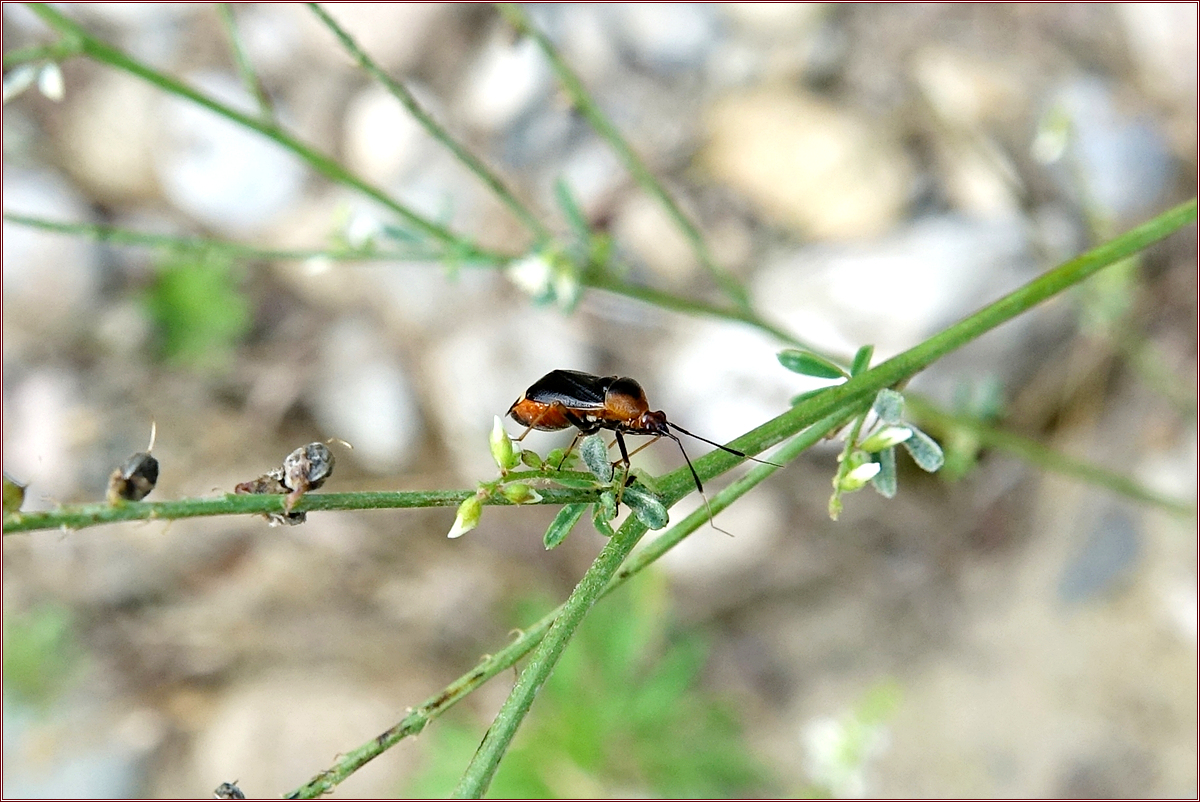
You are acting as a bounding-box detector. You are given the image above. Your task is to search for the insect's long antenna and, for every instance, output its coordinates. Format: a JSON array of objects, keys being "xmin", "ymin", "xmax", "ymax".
[
  {"xmin": 663, "ymin": 431, "xmax": 734, "ymax": 537},
  {"xmin": 667, "ymin": 422, "xmax": 783, "ymax": 468}
]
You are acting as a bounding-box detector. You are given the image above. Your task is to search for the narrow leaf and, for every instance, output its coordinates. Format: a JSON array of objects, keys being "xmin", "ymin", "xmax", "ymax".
[
  {"xmin": 580, "ymin": 434, "xmax": 613, "ymax": 482},
  {"xmin": 872, "ymin": 389, "xmax": 905, "ymax": 425},
  {"xmin": 850, "ymin": 344, "xmax": 875, "ymax": 376},
  {"xmin": 544, "ymin": 503, "xmax": 588, "ymax": 549},
  {"xmin": 903, "ymin": 427, "xmax": 945, "ymax": 472},
  {"xmin": 621, "ymin": 485, "xmax": 669, "ymax": 530},
  {"xmin": 777, "ymin": 349, "xmax": 849, "ymax": 379}
]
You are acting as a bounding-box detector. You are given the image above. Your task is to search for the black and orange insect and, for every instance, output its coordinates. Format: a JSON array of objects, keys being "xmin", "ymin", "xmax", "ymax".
[{"xmin": 507, "ymin": 370, "xmax": 779, "ymax": 496}]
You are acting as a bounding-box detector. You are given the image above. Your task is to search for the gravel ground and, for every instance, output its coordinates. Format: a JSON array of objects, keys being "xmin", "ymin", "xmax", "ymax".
[{"xmin": 3, "ymin": 3, "xmax": 1196, "ymax": 798}]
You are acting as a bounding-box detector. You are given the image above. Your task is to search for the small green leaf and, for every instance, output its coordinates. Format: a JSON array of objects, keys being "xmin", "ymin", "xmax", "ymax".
[
  {"xmin": 850, "ymin": 345, "xmax": 874, "ymax": 376},
  {"xmin": 580, "ymin": 434, "xmax": 613, "ymax": 482},
  {"xmin": 777, "ymin": 349, "xmax": 849, "ymax": 379},
  {"xmin": 519, "ymin": 450, "xmax": 544, "ymax": 470},
  {"xmin": 872, "ymin": 389, "xmax": 905, "ymax": 425},
  {"xmin": 591, "ymin": 507, "xmax": 616, "ymax": 538},
  {"xmin": 871, "ymin": 447, "xmax": 897, "ymax": 498},
  {"xmin": 790, "ymin": 387, "xmax": 835, "ymax": 406},
  {"xmin": 546, "ymin": 448, "xmax": 576, "ymax": 471},
  {"xmin": 544, "ymin": 503, "xmax": 588, "ymax": 549},
  {"xmin": 902, "ymin": 427, "xmax": 944, "ymax": 472},
  {"xmin": 622, "ymin": 485, "xmax": 669, "ymax": 530}
]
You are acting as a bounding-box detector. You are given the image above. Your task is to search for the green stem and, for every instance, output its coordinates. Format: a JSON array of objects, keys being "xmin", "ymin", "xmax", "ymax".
[
  {"xmin": 1, "ymin": 212, "xmax": 510, "ymax": 265},
  {"xmin": 2, "ymin": 482, "xmax": 600, "ymax": 535},
  {"xmin": 2, "ymin": 41, "xmax": 78, "ymax": 70},
  {"xmin": 23, "ymin": 3, "xmax": 504, "ymax": 264},
  {"xmin": 306, "ymin": 3, "xmax": 551, "ymax": 245},
  {"xmin": 905, "ymin": 395, "xmax": 1196, "ymax": 518},
  {"xmin": 452, "ymin": 509, "xmax": 650, "ymax": 797},
  {"xmin": 495, "ymin": 2, "xmax": 751, "ymax": 312},
  {"xmin": 215, "ymin": 3, "xmax": 275, "ymax": 123}
]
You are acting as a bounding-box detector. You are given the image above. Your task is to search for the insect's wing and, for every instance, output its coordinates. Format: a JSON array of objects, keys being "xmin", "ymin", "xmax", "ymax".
[{"xmin": 524, "ymin": 370, "xmax": 609, "ymax": 411}]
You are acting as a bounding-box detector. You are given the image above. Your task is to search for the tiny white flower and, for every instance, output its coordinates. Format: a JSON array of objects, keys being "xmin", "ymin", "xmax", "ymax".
[
  {"xmin": 859, "ymin": 425, "xmax": 912, "ymax": 453},
  {"xmin": 840, "ymin": 461, "xmax": 881, "ymax": 491},
  {"xmin": 37, "ymin": 63, "xmax": 64, "ymax": 102},
  {"xmin": 507, "ymin": 253, "xmax": 553, "ymax": 298}
]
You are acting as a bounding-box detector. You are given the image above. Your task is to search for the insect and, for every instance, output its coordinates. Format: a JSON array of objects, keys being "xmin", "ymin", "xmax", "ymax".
[
  {"xmin": 507, "ymin": 369, "xmax": 780, "ymax": 499},
  {"xmin": 107, "ymin": 421, "xmax": 159, "ymax": 504}
]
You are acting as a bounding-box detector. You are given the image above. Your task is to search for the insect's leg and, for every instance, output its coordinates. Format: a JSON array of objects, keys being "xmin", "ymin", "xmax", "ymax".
[
  {"xmin": 554, "ymin": 432, "xmax": 582, "ymax": 471},
  {"xmin": 623, "ymin": 435, "xmax": 662, "ymax": 461},
  {"xmin": 512, "ymin": 424, "xmax": 535, "ymax": 443}
]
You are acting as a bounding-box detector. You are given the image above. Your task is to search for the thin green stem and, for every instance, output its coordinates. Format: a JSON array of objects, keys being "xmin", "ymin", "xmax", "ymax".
[
  {"xmin": 23, "ymin": 3, "xmax": 505, "ymax": 264},
  {"xmin": 1, "ymin": 212, "xmax": 511, "ymax": 265},
  {"xmin": 496, "ymin": 2, "xmax": 751, "ymax": 312},
  {"xmin": 307, "ymin": 3, "xmax": 551, "ymax": 245},
  {"xmin": 2, "ymin": 41, "xmax": 78, "ymax": 70},
  {"xmin": 215, "ymin": 3, "xmax": 275, "ymax": 123},
  {"xmin": 452, "ymin": 507, "xmax": 649, "ymax": 797},
  {"xmin": 905, "ymin": 395, "xmax": 1196, "ymax": 518},
  {"xmin": 1, "ymin": 481, "xmax": 601, "ymax": 536}
]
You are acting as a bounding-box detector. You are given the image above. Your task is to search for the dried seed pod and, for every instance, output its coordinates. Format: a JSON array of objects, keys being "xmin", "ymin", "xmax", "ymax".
[
  {"xmin": 234, "ymin": 468, "xmax": 306, "ymax": 526},
  {"xmin": 213, "ymin": 781, "xmax": 245, "ymax": 799},
  {"xmin": 107, "ymin": 422, "xmax": 159, "ymax": 504},
  {"xmin": 280, "ymin": 442, "xmax": 335, "ymax": 511}
]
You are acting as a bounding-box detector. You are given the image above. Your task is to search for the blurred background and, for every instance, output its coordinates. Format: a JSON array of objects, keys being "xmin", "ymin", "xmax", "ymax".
[{"xmin": 3, "ymin": 3, "xmax": 1196, "ymax": 797}]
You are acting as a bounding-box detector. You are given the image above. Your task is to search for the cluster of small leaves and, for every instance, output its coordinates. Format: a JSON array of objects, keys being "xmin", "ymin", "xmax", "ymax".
[
  {"xmin": 778, "ymin": 346, "xmax": 945, "ymax": 520},
  {"xmin": 448, "ymin": 418, "xmax": 669, "ymax": 547}
]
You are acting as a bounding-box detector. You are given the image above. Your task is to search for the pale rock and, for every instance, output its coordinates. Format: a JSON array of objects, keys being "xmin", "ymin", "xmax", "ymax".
[
  {"xmin": 155, "ymin": 72, "xmax": 306, "ymax": 235},
  {"xmin": 703, "ymin": 89, "xmax": 913, "ymax": 239},
  {"xmin": 308, "ymin": 318, "xmax": 423, "ymax": 474}
]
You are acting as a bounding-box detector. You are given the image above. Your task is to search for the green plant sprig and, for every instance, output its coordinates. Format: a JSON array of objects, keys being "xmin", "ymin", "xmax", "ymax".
[
  {"xmin": 905, "ymin": 394, "xmax": 1196, "ymax": 518},
  {"xmin": 306, "ymin": 3, "xmax": 551, "ymax": 245},
  {"xmin": 447, "ymin": 197, "xmax": 1195, "ymax": 798},
  {"xmin": 215, "ymin": 4, "xmax": 274, "ymax": 123},
  {"xmin": 21, "ymin": 3, "xmax": 506, "ymax": 265},
  {"xmin": 495, "ymin": 2, "xmax": 751, "ymax": 312}
]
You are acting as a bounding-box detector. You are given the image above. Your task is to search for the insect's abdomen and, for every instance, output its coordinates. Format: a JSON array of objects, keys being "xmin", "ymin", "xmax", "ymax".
[{"xmin": 508, "ymin": 397, "xmax": 576, "ymax": 431}]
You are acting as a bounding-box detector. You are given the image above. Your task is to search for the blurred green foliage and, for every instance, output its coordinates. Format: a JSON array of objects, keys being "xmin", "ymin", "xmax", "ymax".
[
  {"xmin": 405, "ymin": 573, "xmax": 775, "ymax": 798},
  {"xmin": 143, "ymin": 251, "xmax": 251, "ymax": 369},
  {"xmin": 3, "ymin": 603, "xmax": 82, "ymax": 708}
]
